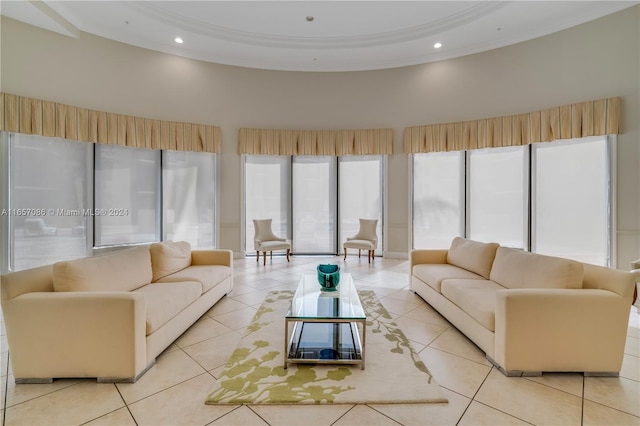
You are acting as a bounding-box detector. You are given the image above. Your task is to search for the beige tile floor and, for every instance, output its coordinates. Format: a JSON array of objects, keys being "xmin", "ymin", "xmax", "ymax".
[{"xmin": 1, "ymin": 256, "xmax": 639, "ymax": 426}]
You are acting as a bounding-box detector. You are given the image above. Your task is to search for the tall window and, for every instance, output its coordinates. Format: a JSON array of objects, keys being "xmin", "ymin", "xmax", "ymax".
[
  {"xmin": 532, "ymin": 136, "xmax": 611, "ymax": 265},
  {"xmin": 163, "ymin": 151, "xmax": 216, "ymax": 248},
  {"xmin": 467, "ymin": 146, "xmax": 527, "ymax": 248},
  {"xmin": 339, "ymin": 156, "xmax": 383, "ymax": 255},
  {"xmin": 244, "ymin": 154, "xmax": 384, "ymax": 256},
  {"xmin": 411, "ymin": 137, "xmax": 613, "ymax": 265},
  {"xmin": 413, "ymin": 151, "xmax": 464, "ymax": 249},
  {"xmin": 94, "ymin": 145, "xmax": 160, "ymax": 246},
  {"xmin": 244, "ymin": 155, "xmax": 291, "ymax": 253},
  {"xmin": 292, "ymin": 156, "xmax": 337, "ymax": 254},
  {"xmin": 7, "ymin": 133, "xmax": 92, "ymax": 270}
]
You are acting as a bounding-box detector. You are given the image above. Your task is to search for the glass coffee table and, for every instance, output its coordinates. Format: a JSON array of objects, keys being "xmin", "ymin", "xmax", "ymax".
[{"xmin": 284, "ymin": 273, "xmax": 366, "ymax": 369}]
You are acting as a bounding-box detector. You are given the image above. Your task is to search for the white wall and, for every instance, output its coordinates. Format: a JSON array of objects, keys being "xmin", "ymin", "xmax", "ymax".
[{"xmin": 1, "ymin": 6, "xmax": 638, "ymax": 268}]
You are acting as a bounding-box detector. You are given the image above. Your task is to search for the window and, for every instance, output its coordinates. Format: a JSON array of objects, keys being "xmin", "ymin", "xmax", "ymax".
[
  {"xmin": 411, "ymin": 136, "xmax": 613, "ymax": 264},
  {"xmin": 532, "ymin": 136, "xmax": 611, "ymax": 265},
  {"xmin": 467, "ymin": 146, "xmax": 527, "ymax": 248},
  {"xmin": 338, "ymin": 156, "xmax": 383, "ymax": 255},
  {"xmin": 244, "ymin": 155, "xmax": 291, "ymax": 253},
  {"xmin": 292, "ymin": 156, "xmax": 337, "ymax": 254},
  {"xmin": 244, "ymin": 154, "xmax": 384, "ymax": 256},
  {"xmin": 163, "ymin": 150, "xmax": 216, "ymax": 248},
  {"xmin": 94, "ymin": 145, "xmax": 160, "ymax": 246},
  {"xmin": 7, "ymin": 133, "xmax": 92, "ymax": 271},
  {"xmin": 413, "ymin": 151, "xmax": 464, "ymax": 249}
]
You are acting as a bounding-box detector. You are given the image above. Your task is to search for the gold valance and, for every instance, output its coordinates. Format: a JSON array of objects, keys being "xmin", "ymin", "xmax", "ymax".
[
  {"xmin": 238, "ymin": 128, "xmax": 393, "ymax": 156},
  {"xmin": 404, "ymin": 97, "xmax": 621, "ymax": 153},
  {"xmin": 0, "ymin": 93, "xmax": 221, "ymax": 153}
]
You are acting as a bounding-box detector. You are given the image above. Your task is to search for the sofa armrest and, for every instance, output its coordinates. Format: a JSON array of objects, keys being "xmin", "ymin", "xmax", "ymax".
[
  {"xmin": 410, "ymin": 249, "xmax": 448, "ymax": 271},
  {"xmin": 3, "ymin": 291, "xmax": 147, "ymax": 380},
  {"xmin": 191, "ymin": 249, "xmax": 233, "ymax": 267},
  {"xmin": 494, "ymin": 288, "xmax": 631, "ymax": 373}
]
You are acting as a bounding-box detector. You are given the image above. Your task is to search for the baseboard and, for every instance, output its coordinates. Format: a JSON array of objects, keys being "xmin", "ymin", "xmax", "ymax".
[{"xmin": 383, "ymin": 251, "xmax": 408, "ymax": 259}]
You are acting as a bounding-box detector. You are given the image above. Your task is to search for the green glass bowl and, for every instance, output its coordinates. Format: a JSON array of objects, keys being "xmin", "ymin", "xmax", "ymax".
[{"xmin": 317, "ymin": 264, "xmax": 340, "ymax": 291}]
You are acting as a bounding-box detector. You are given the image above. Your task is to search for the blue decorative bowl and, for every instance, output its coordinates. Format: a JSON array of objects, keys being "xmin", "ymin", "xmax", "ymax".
[{"xmin": 317, "ymin": 264, "xmax": 340, "ymax": 291}]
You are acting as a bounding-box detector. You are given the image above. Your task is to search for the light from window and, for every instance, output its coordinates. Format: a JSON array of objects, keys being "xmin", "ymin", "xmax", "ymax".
[
  {"xmin": 8, "ymin": 133, "xmax": 91, "ymax": 270},
  {"xmin": 94, "ymin": 145, "xmax": 160, "ymax": 246},
  {"xmin": 532, "ymin": 137, "xmax": 610, "ymax": 265},
  {"xmin": 163, "ymin": 150, "xmax": 216, "ymax": 248},
  {"xmin": 468, "ymin": 146, "xmax": 527, "ymax": 248},
  {"xmin": 292, "ymin": 156, "xmax": 337, "ymax": 254},
  {"xmin": 245, "ymin": 155, "xmax": 291, "ymax": 254},
  {"xmin": 339, "ymin": 156, "xmax": 383, "ymax": 254},
  {"xmin": 413, "ymin": 152, "xmax": 464, "ymax": 249}
]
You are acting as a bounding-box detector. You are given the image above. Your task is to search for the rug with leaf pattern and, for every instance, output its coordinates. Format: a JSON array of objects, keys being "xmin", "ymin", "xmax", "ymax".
[{"xmin": 205, "ymin": 290, "xmax": 448, "ymax": 405}]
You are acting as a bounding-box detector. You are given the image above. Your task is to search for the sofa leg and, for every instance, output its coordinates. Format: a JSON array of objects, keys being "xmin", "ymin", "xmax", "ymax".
[
  {"xmin": 486, "ymin": 355, "xmax": 526, "ymax": 377},
  {"xmin": 584, "ymin": 371, "xmax": 620, "ymax": 377},
  {"xmin": 97, "ymin": 359, "xmax": 156, "ymax": 383},
  {"xmin": 15, "ymin": 378, "xmax": 53, "ymax": 384}
]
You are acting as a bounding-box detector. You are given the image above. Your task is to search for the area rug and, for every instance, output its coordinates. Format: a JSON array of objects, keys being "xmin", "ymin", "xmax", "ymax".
[{"xmin": 205, "ymin": 290, "xmax": 448, "ymax": 405}]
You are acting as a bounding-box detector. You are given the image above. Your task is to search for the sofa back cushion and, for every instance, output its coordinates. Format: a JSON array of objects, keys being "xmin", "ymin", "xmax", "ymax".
[
  {"xmin": 53, "ymin": 246, "xmax": 152, "ymax": 292},
  {"xmin": 150, "ymin": 241, "xmax": 192, "ymax": 282},
  {"xmin": 490, "ymin": 247, "xmax": 584, "ymax": 289},
  {"xmin": 446, "ymin": 237, "xmax": 499, "ymax": 279}
]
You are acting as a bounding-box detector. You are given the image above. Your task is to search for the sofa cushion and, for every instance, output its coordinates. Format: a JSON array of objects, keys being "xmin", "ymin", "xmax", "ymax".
[
  {"xmin": 413, "ymin": 264, "xmax": 485, "ymax": 293},
  {"xmin": 150, "ymin": 241, "xmax": 192, "ymax": 282},
  {"xmin": 490, "ymin": 247, "xmax": 584, "ymax": 290},
  {"xmin": 441, "ymin": 279, "xmax": 506, "ymax": 332},
  {"xmin": 133, "ymin": 282, "xmax": 202, "ymax": 335},
  {"xmin": 446, "ymin": 237, "xmax": 499, "ymax": 279},
  {"xmin": 53, "ymin": 246, "xmax": 152, "ymax": 292},
  {"xmin": 154, "ymin": 265, "xmax": 231, "ymax": 293}
]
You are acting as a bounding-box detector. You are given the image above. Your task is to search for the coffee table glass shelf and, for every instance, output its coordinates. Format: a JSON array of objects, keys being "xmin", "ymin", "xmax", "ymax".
[{"xmin": 285, "ymin": 273, "xmax": 366, "ymax": 369}]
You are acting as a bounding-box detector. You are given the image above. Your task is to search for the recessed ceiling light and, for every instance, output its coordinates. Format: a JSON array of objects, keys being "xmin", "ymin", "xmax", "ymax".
[
  {"xmin": 306, "ymin": 16, "xmax": 314, "ymax": 22},
  {"xmin": 174, "ymin": 37, "xmax": 184, "ymax": 44},
  {"xmin": 434, "ymin": 42, "xmax": 442, "ymax": 49}
]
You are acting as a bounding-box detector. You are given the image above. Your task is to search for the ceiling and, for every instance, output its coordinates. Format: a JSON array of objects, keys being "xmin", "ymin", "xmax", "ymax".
[{"xmin": 2, "ymin": 1, "xmax": 637, "ymax": 72}]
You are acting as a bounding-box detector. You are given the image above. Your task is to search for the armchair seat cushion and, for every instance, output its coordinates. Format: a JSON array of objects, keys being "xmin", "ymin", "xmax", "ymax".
[
  {"xmin": 258, "ymin": 240, "xmax": 291, "ymax": 251},
  {"xmin": 154, "ymin": 265, "xmax": 231, "ymax": 293},
  {"xmin": 343, "ymin": 239, "xmax": 375, "ymax": 250},
  {"xmin": 133, "ymin": 282, "xmax": 202, "ymax": 335}
]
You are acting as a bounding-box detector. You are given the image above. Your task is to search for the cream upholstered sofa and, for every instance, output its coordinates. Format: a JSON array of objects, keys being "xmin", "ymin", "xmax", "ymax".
[
  {"xmin": 411, "ymin": 237, "xmax": 635, "ymax": 377},
  {"xmin": 0, "ymin": 241, "xmax": 232, "ymax": 383}
]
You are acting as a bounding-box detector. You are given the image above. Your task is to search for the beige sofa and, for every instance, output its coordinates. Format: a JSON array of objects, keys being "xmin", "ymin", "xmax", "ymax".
[
  {"xmin": 1, "ymin": 241, "xmax": 233, "ymax": 383},
  {"xmin": 411, "ymin": 237, "xmax": 635, "ymax": 376}
]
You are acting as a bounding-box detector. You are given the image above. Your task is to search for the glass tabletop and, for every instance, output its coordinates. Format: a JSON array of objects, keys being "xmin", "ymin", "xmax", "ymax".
[{"xmin": 286, "ymin": 273, "xmax": 366, "ymax": 320}]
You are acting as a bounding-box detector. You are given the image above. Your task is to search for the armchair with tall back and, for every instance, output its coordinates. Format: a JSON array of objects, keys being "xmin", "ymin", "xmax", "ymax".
[
  {"xmin": 253, "ymin": 219, "xmax": 291, "ymax": 265},
  {"xmin": 343, "ymin": 218, "xmax": 378, "ymax": 263}
]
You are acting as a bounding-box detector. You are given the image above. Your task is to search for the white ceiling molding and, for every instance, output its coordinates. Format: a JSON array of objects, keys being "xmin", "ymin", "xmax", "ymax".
[{"xmin": 2, "ymin": 1, "xmax": 637, "ymax": 72}]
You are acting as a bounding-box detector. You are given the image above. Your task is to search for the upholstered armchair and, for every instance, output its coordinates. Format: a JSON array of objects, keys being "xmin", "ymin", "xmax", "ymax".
[
  {"xmin": 343, "ymin": 218, "xmax": 378, "ymax": 263},
  {"xmin": 253, "ymin": 219, "xmax": 291, "ymax": 265}
]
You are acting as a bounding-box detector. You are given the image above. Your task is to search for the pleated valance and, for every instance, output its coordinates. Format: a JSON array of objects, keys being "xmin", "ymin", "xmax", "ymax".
[
  {"xmin": 238, "ymin": 128, "xmax": 393, "ymax": 156},
  {"xmin": 0, "ymin": 93, "xmax": 221, "ymax": 153},
  {"xmin": 404, "ymin": 97, "xmax": 621, "ymax": 154}
]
